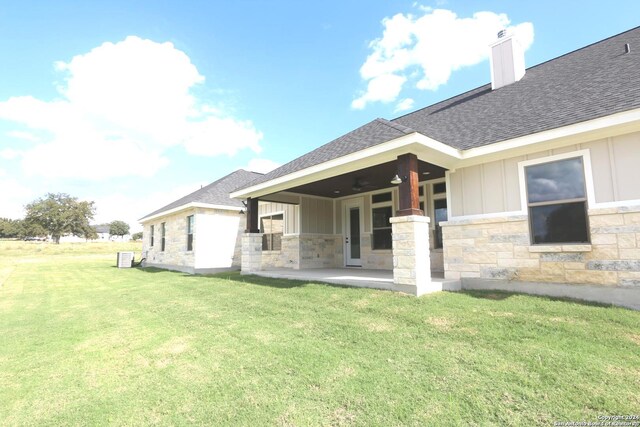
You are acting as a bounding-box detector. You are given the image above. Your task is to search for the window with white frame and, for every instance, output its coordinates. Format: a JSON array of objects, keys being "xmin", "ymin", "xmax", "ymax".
[
  {"xmin": 524, "ymin": 156, "xmax": 590, "ymax": 244},
  {"xmin": 432, "ymin": 181, "xmax": 447, "ymax": 249},
  {"xmin": 419, "ymin": 181, "xmax": 447, "ymax": 249},
  {"xmin": 160, "ymin": 222, "xmax": 166, "ymax": 251},
  {"xmin": 260, "ymin": 213, "xmax": 283, "ymax": 251},
  {"xmin": 371, "ymin": 191, "xmax": 393, "ymax": 250},
  {"xmin": 150, "ymin": 225, "xmax": 154, "ymax": 247},
  {"xmin": 186, "ymin": 215, "xmax": 194, "ymax": 251}
]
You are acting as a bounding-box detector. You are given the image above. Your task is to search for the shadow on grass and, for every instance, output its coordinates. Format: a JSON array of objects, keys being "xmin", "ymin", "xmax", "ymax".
[
  {"xmin": 133, "ymin": 267, "xmax": 620, "ymax": 309},
  {"xmin": 460, "ymin": 289, "xmax": 613, "ymax": 309},
  {"xmin": 136, "ymin": 267, "xmax": 356, "ymax": 291},
  {"xmin": 207, "ymin": 271, "xmax": 356, "ymax": 291}
]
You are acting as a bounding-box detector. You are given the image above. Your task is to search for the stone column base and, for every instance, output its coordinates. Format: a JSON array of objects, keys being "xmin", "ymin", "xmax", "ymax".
[
  {"xmin": 390, "ymin": 215, "xmax": 435, "ymax": 296},
  {"xmin": 241, "ymin": 233, "xmax": 263, "ymax": 274}
]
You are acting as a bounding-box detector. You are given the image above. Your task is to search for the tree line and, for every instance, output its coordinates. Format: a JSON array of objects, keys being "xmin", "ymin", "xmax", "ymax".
[{"xmin": 0, "ymin": 193, "xmax": 136, "ymax": 243}]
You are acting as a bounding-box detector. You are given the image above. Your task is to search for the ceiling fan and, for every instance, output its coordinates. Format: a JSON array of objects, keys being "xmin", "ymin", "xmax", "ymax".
[{"xmin": 352, "ymin": 177, "xmax": 375, "ymax": 192}]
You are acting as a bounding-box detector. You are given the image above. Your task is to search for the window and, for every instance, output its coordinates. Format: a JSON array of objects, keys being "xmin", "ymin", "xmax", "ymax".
[
  {"xmin": 371, "ymin": 191, "xmax": 393, "ymax": 250},
  {"xmin": 433, "ymin": 182, "xmax": 446, "ymax": 195},
  {"xmin": 150, "ymin": 225, "xmax": 154, "ymax": 247},
  {"xmin": 372, "ymin": 192, "xmax": 392, "ymax": 204},
  {"xmin": 525, "ymin": 156, "xmax": 589, "ymax": 244},
  {"xmin": 433, "ymin": 199, "xmax": 447, "ymax": 249},
  {"xmin": 186, "ymin": 215, "xmax": 194, "ymax": 251},
  {"xmin": 261, "ymin": 214, "xmax": 283, "ymax": 251},
  {"xmin": 160, "ymin": 222, "xmax": 166, "ymax": 252}
]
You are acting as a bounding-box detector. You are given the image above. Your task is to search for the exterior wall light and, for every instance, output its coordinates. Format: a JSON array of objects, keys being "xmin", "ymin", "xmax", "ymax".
[{"xmin": 390, "ymin": 174, "xmax": 406, "ymax": 185}]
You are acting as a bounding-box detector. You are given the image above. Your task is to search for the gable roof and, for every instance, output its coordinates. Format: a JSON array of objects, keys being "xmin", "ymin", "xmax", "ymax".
[
  {"xmin": 93, "ymin": 224, "xmax": 110, "ymax": 234},
  {"xmin": 238, "ymin": 26, "xmax": 640, "ymax": 191},
  {"xmin": 240, "ymin": 118, "xmax": 415, "ymax": 187},
  {"xmin": 394, "ymin": 26, "xmax": 640, "ymax": 150},
  {"xmin": 140, "ymin": 169, "xmax": 263, "ymax": 221}
]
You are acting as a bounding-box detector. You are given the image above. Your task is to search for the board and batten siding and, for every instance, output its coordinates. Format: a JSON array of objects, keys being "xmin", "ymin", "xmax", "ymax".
[
  {"xmin": 449, "ymin": 131, "xmax": 640, "ymax": 217},
  {"xmin": 258, "ymin": 202, "xmax": 299, "ymax": 235},
  {"xmin": 300, "ymin": 196, "xmax": 333, "ymax": 234}
]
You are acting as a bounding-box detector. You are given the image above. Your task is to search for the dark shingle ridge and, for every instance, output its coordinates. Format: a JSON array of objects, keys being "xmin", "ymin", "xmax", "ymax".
[{"xmin": 140, "ymin": 169, "xmax": 263, "ymax": 220}]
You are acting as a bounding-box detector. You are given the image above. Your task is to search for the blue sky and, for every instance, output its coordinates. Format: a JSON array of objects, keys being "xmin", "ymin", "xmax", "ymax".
[{"xmin": 0, "ymin": 1, "xmax": 638, "ymax": 231}]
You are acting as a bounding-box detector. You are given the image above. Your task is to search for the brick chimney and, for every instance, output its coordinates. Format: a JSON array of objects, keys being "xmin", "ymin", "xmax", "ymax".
[{"xmin": 489, "ymin": 29, "xmax": 525, "ymax": 90}]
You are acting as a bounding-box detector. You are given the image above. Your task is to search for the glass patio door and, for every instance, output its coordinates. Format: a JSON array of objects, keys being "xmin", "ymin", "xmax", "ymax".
[{"xmin": 344, "ymin": 199, "xmax": 362, "ymax": 267}]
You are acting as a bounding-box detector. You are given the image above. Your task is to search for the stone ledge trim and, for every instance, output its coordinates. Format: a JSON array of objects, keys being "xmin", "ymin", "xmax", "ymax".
[
  {"xmin": 441, "ymin": 214, "xmax": 527, "ymax": 227},
  {"xmin": 390, "ymin": 215, "xmax": 430, "ymax": 224},
  {"xmin": 529, "ymin": 244, "xmax": 592, "ymax": 253},
  {"xmin": 588, "ymin": 203, "xmax": 640, "ymax": 215},
  {"xmin": 587, "ymin": 260, "xmax": 640, "ymax": 271}
]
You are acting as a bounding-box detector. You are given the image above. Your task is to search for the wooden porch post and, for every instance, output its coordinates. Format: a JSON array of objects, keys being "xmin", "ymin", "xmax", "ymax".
[
  {"xmin": 245, "ymin": 197, "xmax": 260, "ymax": 233},
  {"xmin": 396, "ymin": 153, "xmax": 423, "ymax": 216}
]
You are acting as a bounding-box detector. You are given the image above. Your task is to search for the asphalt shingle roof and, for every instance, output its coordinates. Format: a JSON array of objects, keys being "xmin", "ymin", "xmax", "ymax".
[
  {"xmin": 141, "ymin": 169, "xmax": 263, "ymax": 220},
  {"xmin": 236, "ymin": 118, "xmax": 416, "ymax": 190},
  {"xmin": 394, "ymin": 26, "xmax": 640, "ymax": 149},
  {"xmin": 239, "ymin": 26, "xmax": 640, "ymax": 191}
]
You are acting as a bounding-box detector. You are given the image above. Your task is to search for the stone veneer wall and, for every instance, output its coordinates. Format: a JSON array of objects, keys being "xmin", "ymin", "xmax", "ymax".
[
  {"xmin": 442, "ymin": 205, "xmax": 640, "ymax": 287},
  {"xmin": 143, "ymin": 210, "xmax": 194, "ymax": 271},
  {"xmin": 360, "ymin": 234, "xmax": 393, "ymax": 270},
  {"xmin": 241, "ymin": 233, "xmax": 262, "ymax": 274},
  {"xmin": 260, "ymin": 234, "xmax": 339, "ymax": 270},
  {"xmin": 299, "ymin": 235, "xmax": 339, "ymax": 269}
]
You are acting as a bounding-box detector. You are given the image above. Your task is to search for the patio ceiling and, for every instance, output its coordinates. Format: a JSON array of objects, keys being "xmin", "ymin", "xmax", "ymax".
[{"xmin": 269, "ymin": 160, "xmax": 446, "ymax": 199}]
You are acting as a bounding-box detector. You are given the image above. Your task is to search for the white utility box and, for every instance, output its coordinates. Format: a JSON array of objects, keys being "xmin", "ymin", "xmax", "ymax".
[{"xmin": 117, "ymin": 251, "xmax": 134, "ymax": 268}]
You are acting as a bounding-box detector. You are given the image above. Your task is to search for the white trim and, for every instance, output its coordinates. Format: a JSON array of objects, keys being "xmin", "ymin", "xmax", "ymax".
[
  {"xmin": 428, "ymin": 178, "xmax": 447, "ymax": 233},
  {"xmin": 139, "ymin": 202, "xmax": 241, "ymax": 223},
  {"xmin": 444, "ymin": 210, "xmax": 526, "ymax": 223},
  {"xmin": 230, "ymin": 108, "xmax": 640, "ymax": 202},
  {"xmin": 343, "ymin": 198, "xmax": 364, "ymax": 267},
  {"xmin": 445, "ymin": 171, "xmax": 453, "ymax": 222},
  {"xmin": 606, "ymin": 137, "xmax": 619, "ymax": 201},
  {"xmin": 461, "ymin": 107, "xmax": 640, "ymax": 165},
  {"xmin": 370, "ymin": 190, "xmax": 394, "ymax": 250},
  {"xmin": 230, "ymin": 133, "xmax": 462, "ymax": 199},
  {"xmin": 332, "ymin": 199, "xmax": 336, "ymax": 235},
  {"xmin": 517, "ymin": 149, "xmax": 595, "ymax": 212},
  {"xmin": 259, "ymin": 211, "xmax": 285, "ymax": 252},
  {"xmin": 589, "ymin": 199, "xmax": 640, "ymax": 210}
]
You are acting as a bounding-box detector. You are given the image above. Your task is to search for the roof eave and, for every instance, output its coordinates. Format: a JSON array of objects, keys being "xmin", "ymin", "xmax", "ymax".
[
  {"xmin": 139, "ymin": 202, "xmax": 242, "ymax": 223},
  {"xmin": 457, "ymin": 107, "xmax": 640, "ymax": 168},
  {"xmin": 230, "ymin": 132, "xmax": 462, "ymax": 199}
]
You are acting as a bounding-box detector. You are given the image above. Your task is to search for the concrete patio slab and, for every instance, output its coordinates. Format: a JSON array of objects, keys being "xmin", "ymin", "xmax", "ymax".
[{"xmin": 251, "ymin": 268, "xmax": 461, "ymax": 293}]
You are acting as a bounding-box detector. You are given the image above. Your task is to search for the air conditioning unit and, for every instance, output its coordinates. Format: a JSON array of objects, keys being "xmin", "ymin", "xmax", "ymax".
[{"xmin": 117, "ymin": 251, "xmax": 134, "ymax": 268}]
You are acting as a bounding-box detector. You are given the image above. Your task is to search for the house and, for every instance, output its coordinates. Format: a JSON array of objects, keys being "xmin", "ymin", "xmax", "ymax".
[
  {"xmin": 56, "ymin": 224, "xmax": 111, "ymax": 243},
  {"xmin": 228, "ymin": 27, "xmax": 640, "ymax": 309},
  {"xmin": 94, "ymin": 224, "xmax": 110, "ymax": 241},
  {"xmin": 139, "ymin": 170, "xmax": 263, "ymax": 273}
]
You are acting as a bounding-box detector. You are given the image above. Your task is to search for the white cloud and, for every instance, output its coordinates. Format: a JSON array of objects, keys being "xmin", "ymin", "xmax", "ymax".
[
  {"xmin": 394, "ymin": 98, "xmax": 415, "ymax": 113},
  {"xmin": 245, "ymin": 158, "xmax": 281, "ymax": 174},
  {"xmin": 0, "ymin": 148, "xmax": 21, "ymax": 160},
  {"xmin": 7, "ymin": 130, "xmax": 40, "ymax": 142},
  {"xmin": 351, "ymin": 73, "xmax": 407, "ymax": 109},
  {"xmin": 0, "ymin": 36, "xmax": 263, "ymax": 180},
  {"xmin": 352, "ymin": 8, "xmax": 534, "ymax": 109},
  {"xmin": 94, "ymin": 182, "xmax": 207, "ymax": 233},
  {"xmin": 0, "ymin": 178, "xmax": 33, "ymax": 219}
]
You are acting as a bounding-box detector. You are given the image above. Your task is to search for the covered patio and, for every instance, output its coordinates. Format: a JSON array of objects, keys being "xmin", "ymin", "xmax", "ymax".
[
  {"xmin": 230, "ymin": 118, "xmax": 461, "ymax": 296},
  {"xmin": 251, "ymin": 268, "xmax": 461, "ymax": 293}
]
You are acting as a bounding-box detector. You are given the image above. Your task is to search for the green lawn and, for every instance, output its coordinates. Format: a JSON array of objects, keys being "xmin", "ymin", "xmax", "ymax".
[{"xmin": 0, "ymin": 241, "xmax": 638, "ymax": 426}]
